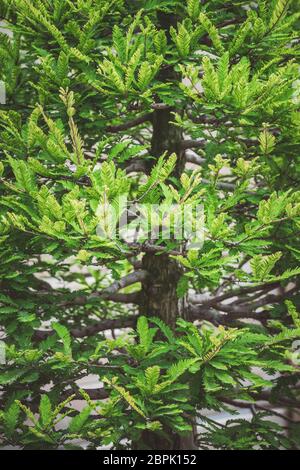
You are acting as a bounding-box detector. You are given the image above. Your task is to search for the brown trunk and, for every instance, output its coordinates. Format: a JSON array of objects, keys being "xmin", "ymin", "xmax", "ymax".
[
  {"xmin": 140, "ymin": 253, "xmax": 186, "ymax": 328},
  {"xmin": 150, "ymin": 106, "xmax": 186, "ymax": 178},
  {"xmin": 134, "ymin": 425, "xmax": 198, "ymax": 450},
  {"xmin": 137, "ymin": 11, "xmax": 197, "ymax": 450}
]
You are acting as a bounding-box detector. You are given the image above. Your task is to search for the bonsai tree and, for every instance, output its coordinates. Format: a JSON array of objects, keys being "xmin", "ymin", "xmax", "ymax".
[{"xmin": 0, "ymin": 0, "xmax": 299, "ymax": 450}]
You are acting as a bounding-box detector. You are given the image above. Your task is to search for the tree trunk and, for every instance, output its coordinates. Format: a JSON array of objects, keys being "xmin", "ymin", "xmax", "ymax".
[{"xmin": 138, "ymin": 11, "xmax": 197, "ymax": 450}]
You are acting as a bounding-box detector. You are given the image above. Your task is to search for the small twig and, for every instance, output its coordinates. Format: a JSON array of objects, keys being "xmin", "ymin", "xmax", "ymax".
[
  {"xmin": 180, "ymin": 139, "xmax": 206, "ymax": 150},
  {"xmin": 126, "ymin": 242, "xmax": 182, "ymax": 256},
  {"xmin": 185, "ymin": 152, "xmax": 206, "ymax": 165},
  {"xmin": 125, "ymin": 160, "xmax": 147, "ymax": 174},
  {"xmin": 106, "ymin": 113, "xmax": 153, "ymax": 133}
]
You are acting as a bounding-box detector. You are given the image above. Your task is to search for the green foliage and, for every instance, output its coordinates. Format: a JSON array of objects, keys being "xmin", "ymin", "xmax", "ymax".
[{"xmin": 1, "ymin": 317, "xmax": 299, "ymax": 449}]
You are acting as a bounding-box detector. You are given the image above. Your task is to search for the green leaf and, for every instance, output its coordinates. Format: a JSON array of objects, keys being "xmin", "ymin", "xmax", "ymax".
[
  {"xmin": 176, "ymin": 275, "xmax": 189, "ymax": 299},
  {"xmin": 269, "ymin": 0, "xmax": 290, "ymax": 30},
  {"xmin": 199, "ymin": 13, "xmax": 224, "ymax": 54},
  {"xmin": 0, "ymin": 369, "xmax": 24, "ymax": 385},
  {"xmin": 259, "ymin": 129, "xmax": 276, "ymax": 154},
  {"xmin": 39, "ymin": 395, "xmax": 52, "ymax": 427},
  {"xmin": 150, "ymin": 317, "xmax": 175, "ymax": 343},
  {"xmin": 167, "ymin": 358, "xmax": 199, "ymax": 383}
]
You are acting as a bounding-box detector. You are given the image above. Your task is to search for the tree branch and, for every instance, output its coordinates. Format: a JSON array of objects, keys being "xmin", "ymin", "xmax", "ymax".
[
  {"xmin": 188, "ymin": 283, "xmax": 298, "ymax": 324},
  {"xmin": 222, "ymin": 398, "xmax": 300, "ymax": 423},
  {"xmin": 190, "ymin": 308, "xmax": 269, "ymax": 326},
  {"xmin": 62, "ymin": 387, "xmax": 109, "ymax": 401},
  {"xmin": 180, "ymin": 139, "xmax": 206, "ymax": 150},
  {"xmin": 59, "ymin": 271, "xmax": 147, "ymax": 307},
  {"xmin": 188, "ymin": 305, "xmax": 229, "ymax": 325},
  {"xmin": 100, "ymin": 270, "xmax": 148, "ymax": 298},
  {"xmin": 65, "ymin": 292, "xmax": 140, "ymax": 306},
  {"xmin": 33, "ymin": 315, "xmax": 137, "ymax": 341},
  {"xmin": 33, "ymin": 272, "xmax": 147, "ymax": 340},
  {"xmin": 125, "ymin": 160, "xmax": 147, "ymax": 174},
  {"xmin": 70, "ymin": 316, "xmax": 137, "ymax": 337},
  {"xmin": 190, "ymin": 282, "xmax": 280, "ymax": 306},
  {"xmin": 127, "ymin": 242, "xmax": 182, "ymax": 256},
  {"xmin": 185, "ymin": 152, "xmax": 206, "ymax": 165}
]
